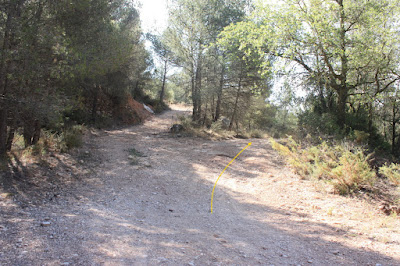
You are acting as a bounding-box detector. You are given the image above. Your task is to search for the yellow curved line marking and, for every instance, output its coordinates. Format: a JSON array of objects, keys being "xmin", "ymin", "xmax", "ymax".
[{"xmin": 210, "ymin": 142, "xmax": 252, "ymax": 213}]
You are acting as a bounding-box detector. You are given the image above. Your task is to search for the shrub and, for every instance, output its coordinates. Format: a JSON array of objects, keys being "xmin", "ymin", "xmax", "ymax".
[
  {"xmin": 61, "ymin": 125, "xmax": 84, "ymax": 151},
  {"xmin": 249, "ymin": 129, "xmax": 265, "ymax": 139},
  {"xmin": 271, "ymin": 137, "xmax": 376, "ymax": 195},
  {"xmin": 353, "ymin": 130, "xmax": 370, "ymax": 144},
  {"xmin": 329, "ymin": 150, "xmax": 376, "ymax": 195},
  {"xmin": 379, "ymin": 163, "xmax": 400, "ymax": 185}
]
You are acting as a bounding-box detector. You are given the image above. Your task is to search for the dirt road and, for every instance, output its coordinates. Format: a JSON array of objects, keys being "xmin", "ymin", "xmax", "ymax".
[{"xmin": 1, "ymin": 106, "xmax": 400, "ymax": 265}]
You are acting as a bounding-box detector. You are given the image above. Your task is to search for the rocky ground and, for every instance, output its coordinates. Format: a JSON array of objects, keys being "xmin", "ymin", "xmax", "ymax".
[{"xmin": 1, "ymin": 105, "xmax": 400, "ymax": 265}]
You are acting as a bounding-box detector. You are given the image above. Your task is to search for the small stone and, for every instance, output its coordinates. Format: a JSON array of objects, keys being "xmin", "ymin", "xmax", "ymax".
[
  {"xmin": 376, "ymin": 264, "xmax": 382, "ymax": 266},
  {"xmin": 188, "ymin": 262, "xmax": 195, "ymax": 266},
  {"xmin": 40, "ymin": 221, "xmax": 51, "ymax": 227},
  {"xmin": 332, "ymin": 250, "xmax": 340, "ymax": 255},
  {"xmin": 308, "ymin": 260, "xmax": 313, "ymax": 263},
  {"xmin": 17, "ymin": 238, "xmax": 23, "ymax": 243},
  {"xmin": 85, "ymin": 151, "xmax": 90, "ymax": 155}
]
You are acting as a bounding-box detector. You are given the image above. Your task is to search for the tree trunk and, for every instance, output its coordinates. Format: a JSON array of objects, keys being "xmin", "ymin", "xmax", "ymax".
[
  {"xmin": 0, "ymin": 109, "xmax": 7, "ymax": 155},
  {"xmin": 368, "ymin": 102, "xmax": 373, "ymax": 134},
  {"xmin": 23, "ymin": 122, "xmax": 33, "ymax": 147},
  {"xmin": 6, "ymin": 123, "xmax": 15, "ymax": 151},
  {"xmin": 159, "ymin": 59, "xmax": 167, "ymax": 103},
  {"xmin": 202, "ymin": 103, "xmax": 208, "ymax": 126},
  {"xmin": 337, "ymin": 0, "xmax": 348, "ymax": 129},
  {"xmin": 191, "ymin": 68, "xmax": 198, "ymax": 121},
  {"xmin": 0, "ymin": 0, "xmax": 26, "ymax": 155},
  {"xmin": 229, "ymin": 79, "xmax": 241, "ymax": 131},
  {"xmin": 215, "ymin": 66, "xmax": 224, "ymax": 121},
  {"xmin": 193, "ymin": 54, "xmax": 202, "ymax": 121},
  {"xmin": 91, "ymin": 85, "xmax": 99, "ymax": 123},
  {"xmin": 195, "ymin": 59, "xmax": 202, "ymax": 121},
  {"xmin": 392, "ymin": 103, "xmax": 397, "ymax": 155},
  {"xmin": 32, "ymin": 120, "xmax": 41, "ymax": 145},
  {"xmin": 337, "ymin": 88, "xmax": 347, "ymax": 128}
]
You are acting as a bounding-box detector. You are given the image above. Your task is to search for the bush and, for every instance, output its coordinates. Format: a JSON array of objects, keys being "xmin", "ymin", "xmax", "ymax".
[
  {"xmin": 330, "ymin": 150, "xmax": 376, "ymax": 195},
  {"xmin": 61, "ymin": 125, "xmax": 84, "ymax": 151},
  {"xmin": 298, "ymin": 111, "xmax": 341, "ymax": 136},
  {"xmin": 379, "ymin": 163, "xmax": 400, "ymax": 185},
  {"xmin": 352, "ymin": 130, "xmax": 370, "ymax": 144},
  {"xmin": 271, "ymin": 137, "xmax": 376, "ymax": 195}
]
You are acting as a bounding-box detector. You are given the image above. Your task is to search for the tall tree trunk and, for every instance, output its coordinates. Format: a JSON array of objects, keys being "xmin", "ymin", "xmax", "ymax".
[
  {"xmin": 202, "ymin": 103, "xmax": 208, "ymax": 126},
  {"xmin": 229, "ymin": 79, "xmax": 241, "ymax": 131},
  {"xmin": 0, "ymin": 0, "xmax": 26, "ymax": 155},
  {"xmin": 159, "ymin": 59, "xmax": 167, "ymax": 103},
  {"xmin": 392, "ymin": 103, "xmax": 397, "ymax": 155},
  {"xmin": 91, "ymin": 85, "xmax": 99, "ymax": 123},
  {"xmin": 191, "ymin": 67, "xmax": 198, "ymax": 121},
  {"xmin": 337, "ymin": 87, "xmax": 348, "ymax": 128},
  {"xmin": 368, "ymin": 102, "xmax": 373, "ymax": 134},
  {"xmin": 193, "ymin": 54, "xmax": 202, "ymax": 121},
  {"xmin": 195, "ymin": 56, "xmax": 202, "ymax": 121},
  {"xmin": 6, "ymin": 122, "xmax": 16, "ymax": 151},
  {"xmin": 211, "ymin": 96, "xmax": 215, "ymax": 121},
  {"xmin": 0, "ymin": 109, "xmax": 7, "ymax": 155},
  {"xmin": 318, "ymin": 79, "xmax": 327, "ymax": 114},
  {"xmin": 215, "ymin": 65, "xmax": 224, "ymax": 121},
  {"xmin": 337, "ymin": 0, "xmax": 348, "ymax": 129},
  {"xmin": 32, "ymin": 120, "xmax": 41, "ymax": 145},
  {"xmin": 0, "ymin": 5, "xmax": 14, "ymax": 155}
]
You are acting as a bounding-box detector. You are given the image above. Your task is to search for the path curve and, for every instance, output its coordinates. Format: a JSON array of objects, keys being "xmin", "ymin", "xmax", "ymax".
[{"xmin": 1, "ymin": 105, "xmax": 399, "ymax": 265}]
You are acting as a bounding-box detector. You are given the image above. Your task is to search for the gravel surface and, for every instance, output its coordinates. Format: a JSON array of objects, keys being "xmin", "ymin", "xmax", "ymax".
[{"xmin": 1, "ymin": 105, "xmax": 400, "ymax": 265}]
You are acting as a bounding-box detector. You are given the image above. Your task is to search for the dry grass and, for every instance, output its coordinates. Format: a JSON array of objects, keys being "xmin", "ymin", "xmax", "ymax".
[{"xmin": 271, "ymin": 137, "xmax": 377, "ymax": 195}]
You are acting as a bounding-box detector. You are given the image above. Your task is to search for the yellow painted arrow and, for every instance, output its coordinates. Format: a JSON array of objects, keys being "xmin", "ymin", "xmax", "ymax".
[{"xmin": 210, "ymin": 142, "xmax": 252, "ymax": 213}]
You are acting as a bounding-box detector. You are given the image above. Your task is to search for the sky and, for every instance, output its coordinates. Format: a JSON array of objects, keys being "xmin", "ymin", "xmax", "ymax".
[{"xmin": 138, "ymin": 0, "xmax": 169, "ymax": 34}]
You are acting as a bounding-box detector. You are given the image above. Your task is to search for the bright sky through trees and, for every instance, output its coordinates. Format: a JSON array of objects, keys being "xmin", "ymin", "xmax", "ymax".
[{"xmin": 138, "ymin": 0, "xmax": 168, "ymax": 33}]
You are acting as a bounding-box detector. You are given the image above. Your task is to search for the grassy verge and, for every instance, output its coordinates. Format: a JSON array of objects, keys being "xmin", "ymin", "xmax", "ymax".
[{"xmin": 270, "ymin": 137, "xmax": 400, "ymax": 199}]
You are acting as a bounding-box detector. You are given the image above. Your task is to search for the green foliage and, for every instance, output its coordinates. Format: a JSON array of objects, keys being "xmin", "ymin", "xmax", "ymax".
[
  {"xmin": 271, "ymin": 137, "xmax": 376, "ymax": 195},
  {"xmin": 380, "ymin": 163, "xmax": 400, "ymax": 185},
  {"xmin": 0, "ymin": 0, "xmax": 151, "ymax": 155},
  {"xmin": 219, "ymin": 0, "xmax": 400, "ymax": 134},
  {"xmin": 352, "ymin": 130, "xmax": 370, "ymax": 144},
  {"xmin": 298, "ymin": 111, "xmax": 341, "ymax": 136},
  {"xmin": 61, "ymin": 125, "xmax": 84, "ymax": 152}
]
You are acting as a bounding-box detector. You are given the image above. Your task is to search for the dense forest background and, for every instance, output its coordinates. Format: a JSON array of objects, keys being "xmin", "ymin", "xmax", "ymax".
[{"xmin": 1, "ymin": 0, "xmax": 400, "ymax": 164}]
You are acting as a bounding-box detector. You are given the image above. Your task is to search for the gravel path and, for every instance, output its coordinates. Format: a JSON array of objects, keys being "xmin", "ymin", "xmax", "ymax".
[{"xmin": 1, "ymin": 105, "xmax": 400, "ymax": 265}]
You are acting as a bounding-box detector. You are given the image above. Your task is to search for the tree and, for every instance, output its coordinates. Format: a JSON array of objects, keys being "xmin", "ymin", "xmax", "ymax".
[
  {"xmin": 220, "ymin": 0, "xmax": 400, "ymax": 128},
  {"xmin": 0, "ymin": 0, "xmax": 149, "ymax": 156},
  {"xmin": 166, "ymin": 0, "xmax": 252, "ymax": 123},
  {"xmin": 146, "ymin": 33, "xmax": 174, "ymax": 103}
]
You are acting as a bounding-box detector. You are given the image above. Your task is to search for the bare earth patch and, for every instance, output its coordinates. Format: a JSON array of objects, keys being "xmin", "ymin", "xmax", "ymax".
[{"xmin": 1, "ymin": 105, "xmax": 400, "ymax": 265}]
